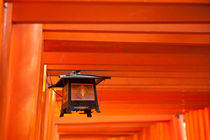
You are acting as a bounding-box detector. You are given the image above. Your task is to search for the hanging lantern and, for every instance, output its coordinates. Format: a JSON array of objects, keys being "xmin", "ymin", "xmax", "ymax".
[{"xmin": 51, "ymin": 71, "xmax": 110, "ymax": 117}]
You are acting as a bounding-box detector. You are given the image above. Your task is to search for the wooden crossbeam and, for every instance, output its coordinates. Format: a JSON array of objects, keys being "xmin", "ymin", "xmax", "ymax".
[
  {"xmin": 43, "ymin": 24, "xmax": 210, "ymax": 33},
  {"xmin": 44, "ymin": 32, "xmax": 210, "ymax": 45},
  {"xmin": 47, "ymin": 64, "xmax": 210, "ymax": 72},
  {"xmin": 12, "ymin": 3, "xmax": 210, "ymax": 23},
  {"xmin": 6, "ymin": 0, "xmax": 210, "ymax": 3},
  {"xmin": 55, "ymin": 115, "xmax": 172, "ymax": 124},
  {"xmin": 43, "ymin": 52, "xmax": 210, "ymax": 65},
  {"xmin": 48, "ymin": 70, "xmax": 210, "ymax": 79},
  {"xmin": 44, "ymin": 40, "xmax": 210, "ymax": 54}
]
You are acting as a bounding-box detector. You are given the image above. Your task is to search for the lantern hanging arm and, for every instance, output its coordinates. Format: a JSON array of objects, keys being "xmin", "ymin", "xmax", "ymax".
[{"xmin": 46, "ymin": 71, "xmax": 63, "ymax": 97}]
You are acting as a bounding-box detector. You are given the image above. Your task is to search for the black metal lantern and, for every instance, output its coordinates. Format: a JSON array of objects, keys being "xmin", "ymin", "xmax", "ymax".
[{"xmin": 51, "ymin": 71, "xmax": 110, "ymax": 117}]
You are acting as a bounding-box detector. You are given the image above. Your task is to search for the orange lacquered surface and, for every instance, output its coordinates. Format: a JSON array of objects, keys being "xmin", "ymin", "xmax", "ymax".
[
  {"xmin": 4, "ymin": 24, "xmax": 42, "ymax": 140},
  {"xmin": 0, "ymin": 0, "xmax": 210, "ymax": 139}
]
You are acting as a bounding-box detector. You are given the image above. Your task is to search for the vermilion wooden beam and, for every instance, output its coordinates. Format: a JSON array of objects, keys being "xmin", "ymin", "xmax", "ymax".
[
  {"xmin": 54, "ymin": 89, "xmax": 210, "ymax": 96},
  {"xmin": 47, "ymin": 64, "xmax": 210, "ymax": 73},
  {"xmin": 12, "ymin": 3, "xmax": 210, "ymax": 23},
  {"xmin": 55, "ymin": 106, "xmax": 195, "ymax": 116},
  {"xmin": 100, "ymin": 99, "xmax": 210, "ymax": 106},
  {"xmin": 54, "ymin": 95, "xmax": 209, "ymax": 110},
  {"xmin": 60, "ymin": 133, "xmax": 135, "ymax": 137},
  {"xmin": 58, "ymin": 131, "xmax": 141, "ymax": 136},
  {"xmin": 54, "ymin": 91, "xmax": 210, "ymax": 104},
  {"xmin": 53, "ymin": 95, "xmax": 208, "ymax": 116},
  {"xmin": 96, "ymin": 77, "xmax": 210, "ymax": 85},
  {"xmin": 59, "ymin": 136, "xmax": 112, "ymax": 140},
  {"xmin": 97, "ymin": 104, "xmax": 209, "ymax": 114},
  {"xmin": 57, "ymin": 123, "xmax": 145, "ymax": 134},
  {"xmin": 59, "ymin": 135, "xmax": 129, "ymax": 140},
  {"xmin": 44, "ymin": 41, "xmax": 210, "ymax": 54},
  {"xmin": 55, "ymin": 106, "xmax": 186, "ymax": 115},
  {"xmin": 50, "ymin": 76, "xmax": 210, "ymax": 86},
  {"xmin": 50, "ymin": 77, "xmax": 210, "ymax": 91},
  {"xmin": 96, "ymin": 85, "xmax": 210, "ymax": 91},
  {"xmin": 6, "ymin": 0, "xmax": 210, "ymax": 3},
  {"xmin": 55, "ymin": 115, "xmax": 172, "ymax": 124},
  {"xmin": 43, "ymin": 52, "xmax": 210, "ymax": 65},
  {"xmin": 48, "ymin": 70, "xmax": 210, "ymax": 79},
  {"xmin": 44, "ymin": 32, "xmax": 210, "ymax": 45},
  {"xmin": 43, "ymin": 24, "xmax": 210, "ymax": 33}
]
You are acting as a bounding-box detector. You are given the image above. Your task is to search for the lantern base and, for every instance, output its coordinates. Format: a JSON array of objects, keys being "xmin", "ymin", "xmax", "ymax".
[
  {"xmin": 79, "ymin": 109, "xmax": 92, "ymax": 117},
  {"xmin": 60, "ymin": 112, "xmax": 64, "ymax": 117},
  {"xmin": 60, "ymin": 108, "xmax": 72, "ymax": 117}
]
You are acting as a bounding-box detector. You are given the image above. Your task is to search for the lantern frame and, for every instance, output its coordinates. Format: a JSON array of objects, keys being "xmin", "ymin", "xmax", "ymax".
[{"xmin": 51, "ymin": 71, "xmax": 110, "ymax": 117}]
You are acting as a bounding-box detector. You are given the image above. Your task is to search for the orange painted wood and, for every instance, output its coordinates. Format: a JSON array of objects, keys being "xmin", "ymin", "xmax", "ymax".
[
  {"xmin": 185, "ymin": 108, "xmax": 210, "ymax": 140},
  {"xmin": 46, "ymin": 90, "xmax": 56, "ymax": 140},
  {"xmin": 198, "ymin": 110, "xmax": 205, "ymax": 140},
  {"xmin": 44, "ymin": 40, "xmax": 210, "ymax": 54},
  {"xmin": 53, "ymin": 90, "xmax": 210, "ymax": 103},
  {"xmin": 47, "ymin": 64, "xmax": 210, "ymax": 73},
  {"xmin": 12, "ymin": 3, "xmax": 210, "ymax": 23},
  {"xmin": 33, "ymin": 65, "xmax": 44, "ymax": 140},
  {"xmin": 51, "ymin": 77, "xmax": 210, "ymax": 92},
  {"xmin": 60, "ymin": 132, "xmax": 136, "ymax": 136},
  {"xmin": 193, "ymin": 111, "xmax": 200, "ymax": 140},
  {"xmin": 86, "ymin": 91, "xmax": 210, "ymax": 103},
  {"xmin": 34, "ymin": 65, "xmax": 52, "ymax": 140},
  {"xmin": 185, "ymin": 114, "xmax": 191, "ymax": 140},
  {"xmin": 203, "ymin": 108, "xmax": 210, "ymax": 140},
  {"xmin": 0, "ymin": 3, "xmax": 12, "ymax": 140},
  {"xmin": 2, "ymin": 0, "xmax": 210, "ymax": 139},
  {"xmin": 96, "ymin": 85, "xmax": 210, "ymax": 91},
  {"xmin": 139, "ymin": 121, "xmax": 171, "ymax": 140},
  {"xmin": 75, "ymin": 77, "xmax": 210, "ymax": 85},
  {"xmin": 44, "ymin": 32, "xmax": 210, "ymax": 45},
  {"xmin": 48, "ymin": 71, "xmax": 210, "ymax": 80},
  {"xmin": 5, "ymin": 0, "xmax": 210, "ymax": 3},
  {"xmin": 60, "ymin": 135, "xmax": 110, "ymax": 140},
  {"xmin": 43, "ymin": 23, "xmax": 210, "ymax": 33},
  {"xmin": 0, "ymin": 0, "xmax": 2, "ymax": 56},
  {"xmin": 5, "ymin": 24, "xmax": 42, "ymax": 140},
  {"xmin": 189, "ymin": 111, "xmax": 196, "ymax": 140},
  {"xmin": 57, "ymin": 123, "xmax": 145, "ymax": 134},
  {"xmin": 55, "ymin": 115, "xmax": 172, "ymax": 124},
  {"xmin": 42, "ymin": 86, "xmax": 50, "ymax": 140},
  {"xmin": 54, "ymin": 102, "xmax": 195, "ymax": 116},
  {"xmin": 43, "ymin": 52, "xmax": 210, "ymax": 65},
  {"xmin": 170, "ymin": 116, "xmax": 178, "ymax": 140}
]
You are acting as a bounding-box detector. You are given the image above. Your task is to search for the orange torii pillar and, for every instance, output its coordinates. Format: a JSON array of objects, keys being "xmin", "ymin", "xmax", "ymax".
[
  {"xmin": 169, "ymin": 115, "xmax": 186, "ymax": 140},
  {"xmin": 36, "ymin": 65, "xmax": 58, "ymax": 140},
  {"xmin": 139, "ymin": 122, "xmax": 171, "ymax": 140},
  {"xmin": 0, "ymin": 2, "xmax": 12, "ymax": 140},
  {"xmin": 139, "ymin": 116, "xmax": 185, "ymax": 140},
  {"xmin": 3, "ymin": 24, "xmax": 43, "ymax": 140},
  {"xmin": 185, "ymin": 108, "xmax": 210, "ymax": 140}
]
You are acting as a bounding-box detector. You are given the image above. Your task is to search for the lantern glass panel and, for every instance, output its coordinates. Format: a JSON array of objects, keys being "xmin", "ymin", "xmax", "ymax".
[{"xmin": 71, "ymin": 83, "xmax": 95, "ymax": 100}]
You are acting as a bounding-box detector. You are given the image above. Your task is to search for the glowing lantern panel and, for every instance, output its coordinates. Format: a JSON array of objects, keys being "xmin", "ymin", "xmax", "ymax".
[{"xmin": 71, "ymin": 84, "xmax": 95, "ymax": 100}]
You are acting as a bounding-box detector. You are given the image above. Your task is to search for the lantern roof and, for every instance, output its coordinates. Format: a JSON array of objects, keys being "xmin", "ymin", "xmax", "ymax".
[{"xmin": 51, "ymin": 71, "xmax": 111, "ymax": 87}]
